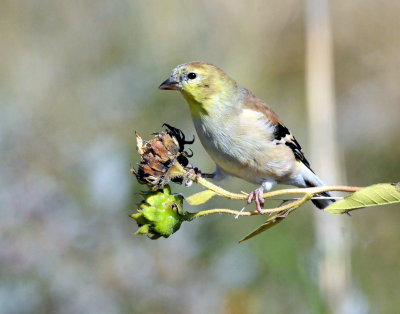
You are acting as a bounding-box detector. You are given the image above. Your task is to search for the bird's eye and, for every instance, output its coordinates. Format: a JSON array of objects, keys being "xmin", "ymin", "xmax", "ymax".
[{"xmin": 187, "ymin": 72, "xmax": 197, "ymax": 80}]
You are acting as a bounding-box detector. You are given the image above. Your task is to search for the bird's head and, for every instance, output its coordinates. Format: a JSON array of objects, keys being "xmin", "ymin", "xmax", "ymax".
[{"xmin": 159, "ymin": 62, "xmax": 237, "ymax": 115}]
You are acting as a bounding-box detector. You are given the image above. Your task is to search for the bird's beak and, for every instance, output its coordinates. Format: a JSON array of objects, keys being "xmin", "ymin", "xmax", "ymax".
[{"xmin": 159, "ymin": 76, "xmax": 180, "ymax": 90}]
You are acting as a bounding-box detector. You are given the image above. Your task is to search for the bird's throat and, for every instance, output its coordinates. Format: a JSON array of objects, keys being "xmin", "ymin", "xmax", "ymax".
[{"xmin": 181, "ymin": 92, "xmax": 208, "ymax": 117}]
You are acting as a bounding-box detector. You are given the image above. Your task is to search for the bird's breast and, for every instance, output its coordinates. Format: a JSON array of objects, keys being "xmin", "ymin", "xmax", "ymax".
[{"xmin": 192, "ymin": 106, "xmax": 299, "ymax": 184}]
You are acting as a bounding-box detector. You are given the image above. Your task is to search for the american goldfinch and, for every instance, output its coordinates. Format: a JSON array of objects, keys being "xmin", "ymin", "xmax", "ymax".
[{"xmin": 159, "ymin": 62, "xmax": 333, "ymax": 212}]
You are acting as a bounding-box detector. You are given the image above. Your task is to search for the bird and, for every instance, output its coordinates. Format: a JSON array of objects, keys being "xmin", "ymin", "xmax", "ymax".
[{"xmin": 159, "ymin": 62, "xmax": 333, "ymax": 212}]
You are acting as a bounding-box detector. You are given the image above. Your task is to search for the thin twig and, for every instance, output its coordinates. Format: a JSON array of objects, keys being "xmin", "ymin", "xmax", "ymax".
[
  {"xmin": 180, "ymin": 167, "xmax": 362, "ymax": 220},
  {"xmin": 195, "ymin": 175, "xmax": 361, "ymax": 200},
  {"xmin": 186, "ymin": 194, "xmax": 313, "ymax": 219}
]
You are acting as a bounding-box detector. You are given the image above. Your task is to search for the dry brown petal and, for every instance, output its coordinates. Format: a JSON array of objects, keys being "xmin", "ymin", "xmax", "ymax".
[
  {"xmin": 148, "ymin": 158, "xmax": 167, "ymax": 172},
  {"xmin": 135, "ymin": 133, "xmax": 144, "ymax": 154},
  {"xmin": 162, "ymin": 133, "xmax": 179, "ymax": 155},
  {"xmin": 150, "ymin": 140, "xmax": 170, "ymax": 162}
]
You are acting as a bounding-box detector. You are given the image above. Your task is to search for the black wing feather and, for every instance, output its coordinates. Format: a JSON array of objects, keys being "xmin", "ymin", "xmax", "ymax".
[{"xmin": 273, "ymin": 124, "xmax": 313, "ymax": 172}]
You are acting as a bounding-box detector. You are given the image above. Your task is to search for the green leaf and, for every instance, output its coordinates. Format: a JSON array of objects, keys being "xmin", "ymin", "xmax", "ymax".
[
  {"xmin": 239, "ymin": 212, "xmax": 289, "ymax": 243},
  {"xmin": 325, "ymin": 183, "xmax": 400, "ymax": 215},
  {"xmin": 185, "ymin": 190, "xmax": 216, "ymax": 205}
]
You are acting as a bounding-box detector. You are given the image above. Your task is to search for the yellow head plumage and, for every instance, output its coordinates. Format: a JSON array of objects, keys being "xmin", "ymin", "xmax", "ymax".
[{"xmin": 159, "ymin": 62, "xmax": 237, "ymax": 116}]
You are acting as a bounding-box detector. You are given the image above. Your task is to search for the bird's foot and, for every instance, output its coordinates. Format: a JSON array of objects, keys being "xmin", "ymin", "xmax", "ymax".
[
  {"xmin": 181, "ymin": 168, "xmax": 199, "ymax": 187},
  {"xmin": 247, "ymin": 186, "xmax": 265, "ymax": 214},
  {"xmin": 181, "ymin": 166, "xmax": 214, "ymax": 187}
]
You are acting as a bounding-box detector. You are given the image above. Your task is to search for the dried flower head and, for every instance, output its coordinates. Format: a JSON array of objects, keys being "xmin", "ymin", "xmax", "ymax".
[{"xmin": 132, "ymin": 124, "xmax": 194, "ymax": 189}]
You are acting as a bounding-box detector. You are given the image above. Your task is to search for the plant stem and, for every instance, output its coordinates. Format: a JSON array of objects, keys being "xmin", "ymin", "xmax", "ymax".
[
  {"xmin": 180, "ymin": 167, "xmax": 362, "ymax": 220},
  {"xmin": 196, "ymin": 175, "xmax": 361, "ymax": 200},
  {"xmin": 185, "ymin": 192, "xmax": 314, "ymax": 220}
]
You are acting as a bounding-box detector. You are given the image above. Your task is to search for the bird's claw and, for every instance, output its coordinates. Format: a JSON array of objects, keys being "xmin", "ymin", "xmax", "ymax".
[
  {"xmin": 182, "ymin": 167, "xmax": 202, "ymax": 187},
  {"xmin": 247, "ymin": 187, "xmax": 265, "ymax": 214}
]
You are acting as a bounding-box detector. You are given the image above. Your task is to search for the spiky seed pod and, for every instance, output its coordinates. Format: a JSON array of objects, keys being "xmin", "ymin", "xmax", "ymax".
[
  {"xmin": 131, "ymin": 185, "xmax": 185, "ymax": 239},
  {"xmin": 132, "ymin": 125, "xmax": 194, "ymax": 189}
]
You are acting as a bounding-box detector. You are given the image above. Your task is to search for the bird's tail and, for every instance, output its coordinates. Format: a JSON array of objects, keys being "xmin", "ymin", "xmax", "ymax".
[
  {"xmin": 301, "ymin": 167, "xmax": 335, "ymax": 209},
  {"xmin": 310, "ymin": 191, "xmax": 334, "ymax": 209}
]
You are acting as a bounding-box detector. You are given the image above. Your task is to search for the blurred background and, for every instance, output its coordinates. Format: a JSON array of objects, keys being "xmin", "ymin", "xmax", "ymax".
[{"xmin": 1, "ymin": 0, "xmax": 400, "ymax": 313}]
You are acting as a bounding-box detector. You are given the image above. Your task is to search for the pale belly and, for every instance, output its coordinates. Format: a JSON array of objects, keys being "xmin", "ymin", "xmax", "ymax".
[{"xmin": 193, "ymin": 117, "xmax": 297, "ymax": 185}]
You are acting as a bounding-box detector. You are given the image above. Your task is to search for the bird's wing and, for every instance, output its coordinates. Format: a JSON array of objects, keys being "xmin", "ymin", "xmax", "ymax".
[
  {"xmin": 242, "ymin": 89, "xmax": 313, "ymax": 172},
  {"xmin": 271, "ymin": 123, "xmax": 313, "ymax": 172}
]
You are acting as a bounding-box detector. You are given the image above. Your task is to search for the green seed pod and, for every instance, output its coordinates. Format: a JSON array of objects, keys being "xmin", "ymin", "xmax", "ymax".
[{"xmin": 131, "ymin": 185, "xmax": 185, "ymax": 239}]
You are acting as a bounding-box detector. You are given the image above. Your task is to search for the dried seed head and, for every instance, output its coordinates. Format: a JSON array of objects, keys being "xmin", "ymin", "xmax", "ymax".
[{"xmin": 132, "ymin": 125, "xmax": 194, "ymax": 189}]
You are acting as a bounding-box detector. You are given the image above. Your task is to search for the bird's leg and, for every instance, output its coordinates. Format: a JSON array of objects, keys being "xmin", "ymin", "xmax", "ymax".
[
  {"xmin": 247, "ymin": 186, "xmax": 265, "ymax": 213},
  {"xmin": 201, "ymin": 172, "xmax": 216, "ymax": 179},
  {"xmin": 181, "ymin": 168, "xmax": 195, "ymax": 187},
  {"xmin": 247, "ymin": 180, "xmax": 276, "ymax": 214}
]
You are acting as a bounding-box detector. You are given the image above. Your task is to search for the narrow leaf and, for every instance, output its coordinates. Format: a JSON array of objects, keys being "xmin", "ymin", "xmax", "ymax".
[
  {"xmin": 186, "ymin": 190, "xmax": 216, "ymax": 206},
  {"xmin": 239, "ymin": 213, "xmax": 288, "ymax": 243},
  {"xmin": 325, "ymin": 183, "xmax": 400, "ymax": 215}
]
